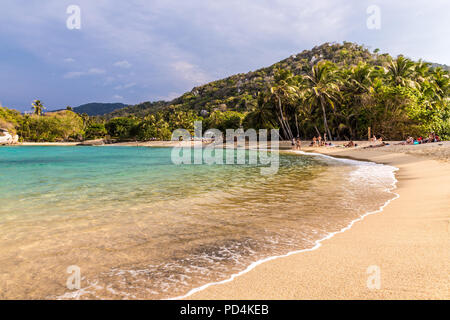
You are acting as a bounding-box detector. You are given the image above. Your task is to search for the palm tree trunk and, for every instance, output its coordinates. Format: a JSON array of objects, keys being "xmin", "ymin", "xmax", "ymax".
[
  {"xmin": 314, "ymin": 125, "xmax": 321, "ymax": 137},
  {"xmin": 277, "ymin": 97, "xmax": 293, "ymax": 140},
  {"xmin": 320, "ymin": 98, "xmax": 332, "ymax": 141},
  {"xmin": 294, "ymin": 113, "xmax": 299, "ymax": 138}
]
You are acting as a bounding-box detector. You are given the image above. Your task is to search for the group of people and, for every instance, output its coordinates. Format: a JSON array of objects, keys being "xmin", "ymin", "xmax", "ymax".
[
  {"xmin": 292, "ymin": 134, "xmax": 334, "ymax": 150},
  {"xmin": 292, "ymin": 137, "xmax": 302, "ymax": 150},
  {"xmin": 403, "ymin": 132, "xmax": 441, "ymax": 145}
]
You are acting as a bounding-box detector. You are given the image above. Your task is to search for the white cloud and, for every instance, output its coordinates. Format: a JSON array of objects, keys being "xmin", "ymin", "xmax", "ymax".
[
  {"xmin": 64, "ymin": 58, "xmax": 75, "ymax": 63},
  {"xmin": 63, "ymin": 71, "xmax": 85, "ymax": 79},
  {"xmin": 88, "ymin": 68, "xmax": 106, "ymax": 75},
  {"xmin": 112, "ymin": 94, "xmax": 123, "ymax": 100},
  {"xmin": 114, "ymin": 60, "xmax": 132, "ymax": 68},
  {"xmin": 156, "ymin": 92, "xmax": 181, "ymax": 101},
  {"xmin": 63, "ymin": 68, "xmax": 106, "ymax": 79},
  {"xmin": 171, "ymin": 61, "xmax": 211, "ymax": 85},
  {"xmin": 114, "ymin": 82, "xmax": 137, "ymax": 90}
]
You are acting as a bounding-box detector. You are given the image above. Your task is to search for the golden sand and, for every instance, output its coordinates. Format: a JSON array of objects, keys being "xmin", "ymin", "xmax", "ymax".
[{"xmin": 185, "ymin": 147, "xmax": 450, "ymax": 299}]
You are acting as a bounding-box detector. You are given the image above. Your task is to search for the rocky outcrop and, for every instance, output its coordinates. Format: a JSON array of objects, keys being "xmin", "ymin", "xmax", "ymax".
[
  {"xmin": 0, "ymin": 129, "xmax": 19, "ymax": 145},
  {"xmin": 77, "ymin": 139, "xmax": 105, "ymax": 146}
]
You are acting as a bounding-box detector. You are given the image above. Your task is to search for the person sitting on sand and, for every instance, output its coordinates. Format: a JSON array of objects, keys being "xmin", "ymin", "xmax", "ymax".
[
  {"xmin": 312, "ymin": 136, "xmax": 317, "ymax": 147},
  {"xmin": 344, "ymin": 141, "xmax": 355, "ymax": 148}
]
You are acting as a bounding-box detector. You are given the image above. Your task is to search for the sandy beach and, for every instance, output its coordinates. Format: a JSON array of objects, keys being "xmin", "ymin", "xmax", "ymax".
[
  {"xmin": 9, "ymin": 140, "xmax": 450, "ymax": 299},
  {"xmin": 183, "ymin": 143, "xmax": 450, "ymax": 300}
]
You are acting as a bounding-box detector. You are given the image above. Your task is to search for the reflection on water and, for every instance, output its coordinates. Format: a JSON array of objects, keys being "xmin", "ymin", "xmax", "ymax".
[{"xmin": 0, "ymin": 147, "xmax": 396, "ymax": 299}]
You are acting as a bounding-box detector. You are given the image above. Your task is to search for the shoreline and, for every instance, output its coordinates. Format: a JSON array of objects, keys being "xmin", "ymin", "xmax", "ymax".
[
  {"xmin": 171, "ymin": 154, "xmax": 400, "ymax": 300},
  {"xmin": 183, "ymin": 147, "xmax": 450, "ymax": 299},
  {"xmin": 5, "ymin": 141, "xmax": 450, "ymax": 299}
]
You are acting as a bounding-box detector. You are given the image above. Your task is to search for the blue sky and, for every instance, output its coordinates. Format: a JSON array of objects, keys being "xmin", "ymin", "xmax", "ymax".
[{"xmin": 1, "ymin": 0, "xmax": 449, "ymax": 112}]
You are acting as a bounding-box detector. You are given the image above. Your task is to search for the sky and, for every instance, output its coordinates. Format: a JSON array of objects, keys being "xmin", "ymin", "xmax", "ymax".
[{"xmin": 0, "ymin": 0, "xmax": 449, "ymax": 112}]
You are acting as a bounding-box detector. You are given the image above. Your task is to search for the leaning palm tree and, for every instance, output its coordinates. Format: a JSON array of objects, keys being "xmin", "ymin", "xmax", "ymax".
[
  {"xmin": 300, "ymin": 61, "xmax": 341, "ymax": 140},
  {"xmin": 31, "ymin": 100, "xmax": 46, "ymax": 116},
  {"xmin": 266, "ymin": 69, "xmax": 299, "ymax": 140}
]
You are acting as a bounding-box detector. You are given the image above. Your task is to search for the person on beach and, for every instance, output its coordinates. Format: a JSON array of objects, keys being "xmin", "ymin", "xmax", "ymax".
[
  {"xmin": 312, "ymin": 136, "xmax": 317, "ymax": 147},
  {"xmin": 296, "ymin": 138, "xmax": 302, "ymax": 150},
  {"xmin": 344, "ymin": 140, "xmax": 355, "ymax": 148},
  {"xmin": 292, "ymin": 138, "xmax": 296, "ymax": 150},
  {"xmin": 318, "ymin": 135, "xmax": 322, "ymax": 147}
]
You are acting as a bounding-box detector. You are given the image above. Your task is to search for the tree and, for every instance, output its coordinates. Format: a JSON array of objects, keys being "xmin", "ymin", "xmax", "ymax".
[
  {"xmin": 32, "ymin": 100, "xmax": 46, "ymax": 116},
  {"xmin": 267, "ymin": 69, "xmax": 299, "ymax": 140},
  {"xmin": 301, "ymin": 61, "xmax": 341, "ymax": 140},
  {"xmin": 387, "ymin": 56, "xmax": 417, "ymax": 88}
]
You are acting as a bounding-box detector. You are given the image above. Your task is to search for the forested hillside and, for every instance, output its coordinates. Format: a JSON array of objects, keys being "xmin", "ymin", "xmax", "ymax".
[
  {"xmin": 106, "ymin": 42, "xmax": 450, "ymax": 140},
  {"xmin": 2, "ymin": 42, "xmax": 449, "ymax": 142}
]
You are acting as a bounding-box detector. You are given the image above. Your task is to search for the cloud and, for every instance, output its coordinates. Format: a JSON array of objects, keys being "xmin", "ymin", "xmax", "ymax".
[
  {"xmin": 171, "ymin": 61, "xmax": 211, "ymax": 85},
  {"xmin": 114, "ymin": 82, "xmax": 137, "ymax": 90},
  {"xmin": 87, "ymin": 68, "xmax": 106, "ymax": 75},
  {"xmin": 1, "ymin": 0, "xmax": 449, "ymax": 110},
  {"xmin": 114, "ymin": 60, "xmax": 132, "ymax": 68},
  {"xmin": 112, "ymin": 94, "xmax": 123, "ymax": 100},
  {"xmin": 156, "ymin": 92, "xmax": 181, "ymax": 101},
  {"xmin": 63, "ymin": 71, "xmax": 85, "ymax": 79},
  {"xmin": 63, "ymin": 68, "xmax": 106, "ymax": 79}
]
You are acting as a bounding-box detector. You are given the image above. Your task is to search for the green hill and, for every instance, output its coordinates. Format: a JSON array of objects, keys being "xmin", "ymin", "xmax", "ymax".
[
  {"xmin": 108, "ymin": 42, "xmax": 389, "ymax": 117},
  {"xmin": 109, "ymin": 42, "xmax": 449, "ymax": 120},
  {"xmin": 72, "ymin": 103, "xmax": 128, "ymax": 116}
]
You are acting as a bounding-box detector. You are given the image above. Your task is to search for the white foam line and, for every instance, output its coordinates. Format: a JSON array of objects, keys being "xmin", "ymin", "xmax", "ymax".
[{"xmin": 169, "ymin": 151, "xmax": 400, "ymax": 300}]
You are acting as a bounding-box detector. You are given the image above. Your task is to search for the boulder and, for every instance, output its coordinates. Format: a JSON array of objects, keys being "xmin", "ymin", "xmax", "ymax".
[{"xmin": 77, "ymin": 139, "xmax": 105, "ymax": 146}]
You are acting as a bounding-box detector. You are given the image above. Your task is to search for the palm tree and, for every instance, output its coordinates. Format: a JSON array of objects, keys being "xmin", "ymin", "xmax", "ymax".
[
  {"xmin": 387, "ymin": 56, "xmax": 417, "ymax": 87},
  {"xmin": 431, "ymin": 67, "xmax": 449, "ymax": 100},
  {"xmin": 245, "ymin": 92, "xmax": 276, "ymax": 130},
  {"xmin": 301, "ymin": 61, "xmax": 341, "ymax": 140},
  {"xmin": 266, "ymin": 69, "xmax": 299, "ymax": 140},
  {"xmin": 31, "ymin": 100, "xmax": 45, "ymax": 116},
  {"xmin": 413, "ymin": 60, "xmax": 431, "ymax": 85}
]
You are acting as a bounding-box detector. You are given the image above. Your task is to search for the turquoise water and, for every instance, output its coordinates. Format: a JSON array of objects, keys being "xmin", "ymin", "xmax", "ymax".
[{"xmin": 0, "ymin": 146, "xmax": 396, "ymax": 299}]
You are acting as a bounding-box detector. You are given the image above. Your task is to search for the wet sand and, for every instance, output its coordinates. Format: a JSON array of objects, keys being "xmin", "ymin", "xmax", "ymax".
[{"xmin": 185, "ymin": 146, "xmax": 450, "ymax": 299}]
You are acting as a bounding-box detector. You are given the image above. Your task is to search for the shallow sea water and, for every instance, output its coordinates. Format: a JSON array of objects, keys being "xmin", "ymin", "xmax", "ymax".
[{"xmin": 0, "ymin": 146, "xmax": 396, "ymax": 299}]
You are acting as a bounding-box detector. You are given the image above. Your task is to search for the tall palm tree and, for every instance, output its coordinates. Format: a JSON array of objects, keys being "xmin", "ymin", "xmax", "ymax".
[
  {"xmin": 31, "ymin": 100, "xmax": 45, "ymax": 116},
  {"xmin": 301, "ymin": 61, "xmax": 341, "ymax": 140},
  {"xmin": 387, "ymin": 56, "xmax": 417, "ymax": 87},
  {"xmin": 266, "ymin": 69, "xmax": 299, "ymax": 140}
]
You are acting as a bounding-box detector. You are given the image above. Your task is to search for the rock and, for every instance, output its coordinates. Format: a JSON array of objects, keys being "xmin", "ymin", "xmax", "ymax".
[
  {"xmin": 77, "ymin": 139, "xmax": 105, "ymax": 146},
  {"xmin": 0, "ymin": 129, "xmax": 19, "ymax": 145}
]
